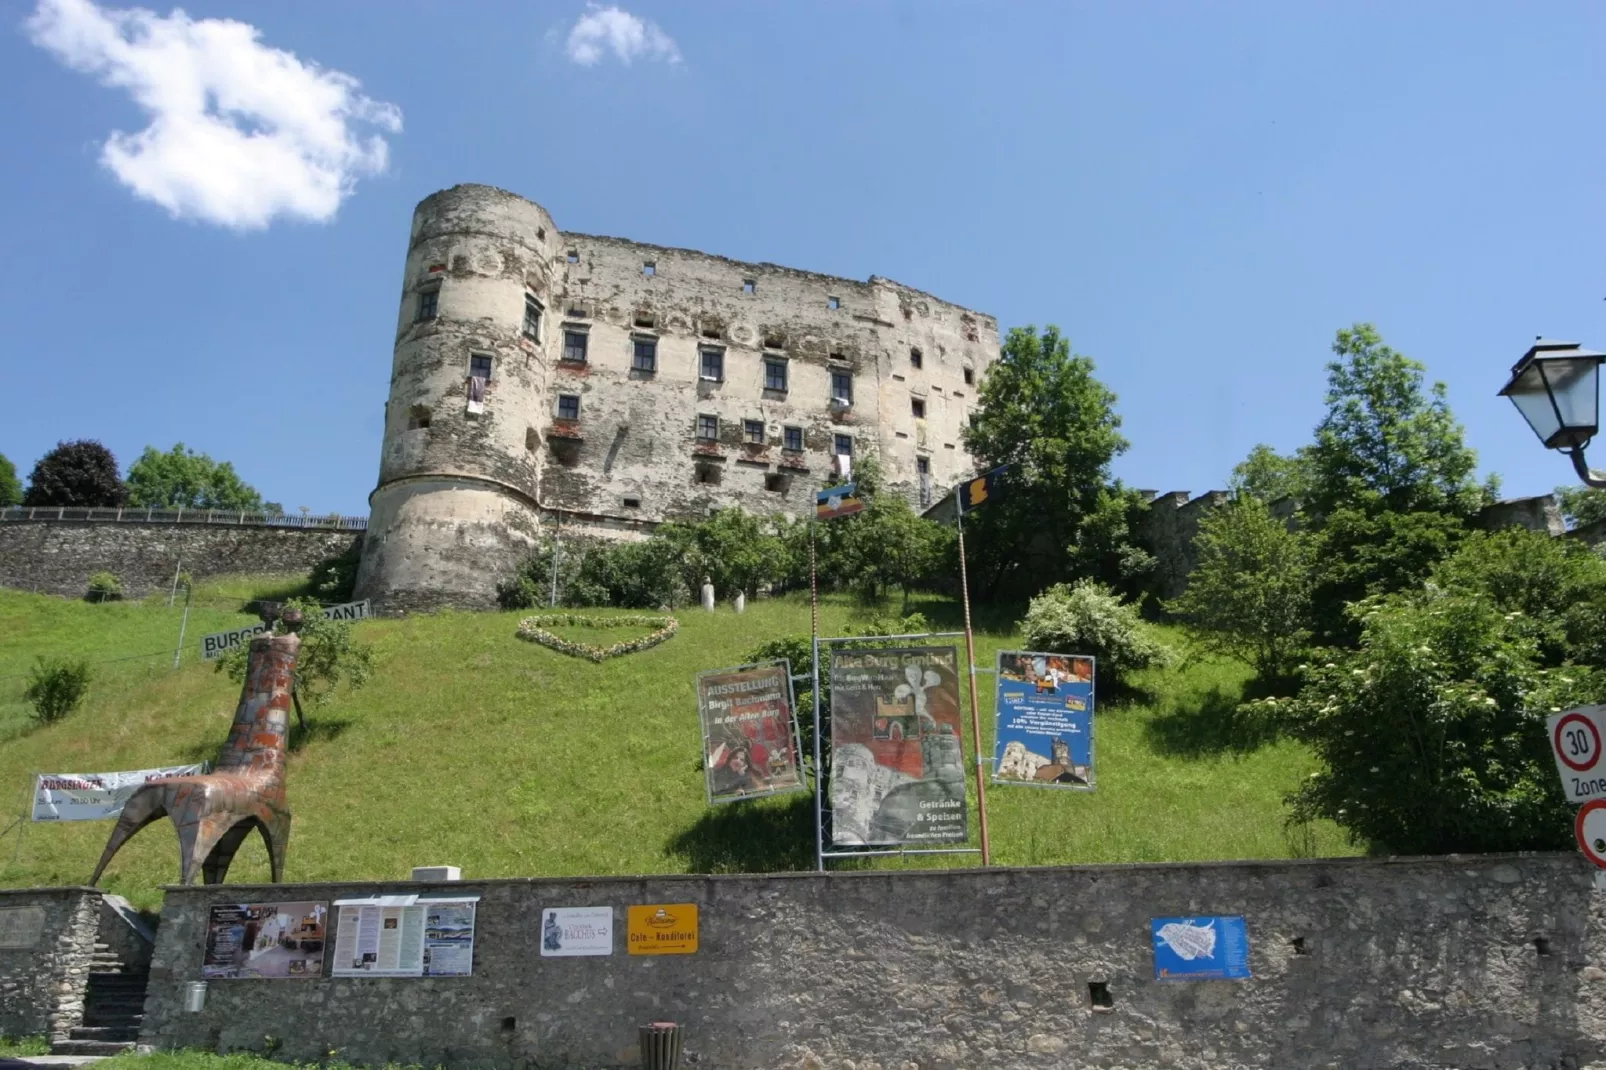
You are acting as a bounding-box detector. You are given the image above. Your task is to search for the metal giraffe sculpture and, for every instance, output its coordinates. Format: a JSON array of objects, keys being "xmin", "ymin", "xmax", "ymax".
[{"xmin": 91, "ymin": 606, "xmax": 301, "ymax": 886}]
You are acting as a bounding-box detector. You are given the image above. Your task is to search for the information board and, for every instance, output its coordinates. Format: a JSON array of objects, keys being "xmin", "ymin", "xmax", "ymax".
[
  {"xmin": 1152, "ymin": 916, "xmax": 1251, "ymax": 981},
  {"xmin": 990, "ymin": 651, "xmax": 1095, "ymax": 789}
]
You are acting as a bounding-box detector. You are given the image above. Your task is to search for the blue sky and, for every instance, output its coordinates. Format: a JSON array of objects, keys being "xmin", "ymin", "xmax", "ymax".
[{"xmin": 3, "ymin": 0, "xmax": 1604, "ymax": 514}]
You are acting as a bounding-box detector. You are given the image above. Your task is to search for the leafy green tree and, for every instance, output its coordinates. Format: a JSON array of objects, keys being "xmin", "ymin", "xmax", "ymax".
[
  {"xmin": 1167, "ymin": 496, "xmax": 1312, "ymax": 681},
  {"xmin": 0, "ymin": 452, "xmax": 21, "ymax": 507},
  {"xmin": 216, "ymin": 597, "xmax": 373, "ymax": 716},
  {"xmin": 962, "ymin": 325, "xmax": 1149, "ymax": 597},
  {"xmin": 125, "ymin": 443, "xmax": 264, "ymax": 510},
  {"xmin": 1229, "ymin": 444, "xmax": 1310, "ymax": 503},
  {"xmin": 1554, "ymin": 484, "xmax": 1606, "ymax": 530},
  {"xmin": 23, "ymin": 440, "xmax": 127, "ymax": 507},
  {"xmin": 1308, "ymin": 507, "xmax": 1468, "ymax": 646}
]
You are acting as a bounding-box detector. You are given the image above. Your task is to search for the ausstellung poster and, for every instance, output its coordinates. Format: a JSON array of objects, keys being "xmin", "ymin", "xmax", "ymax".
[
  {"xmin": 828, "ymin": 646, "xmax": 967, "ymax": 846},
  {"xmin": 697, "ymin": 660, "xmax": 805, "ymax": 804},
  {"xmin": 991, "ymin": 651, "xmax": 1096, "ymax": 789},
  {"xmin": 201, "ymin": 902, "xmax": 327, "ymax": 979}
]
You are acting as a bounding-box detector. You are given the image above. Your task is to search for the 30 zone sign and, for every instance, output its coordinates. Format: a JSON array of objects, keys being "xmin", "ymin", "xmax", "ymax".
[{"xmin": 1548, "ymin": 707, "xmax": 1606, "ymax": 803}]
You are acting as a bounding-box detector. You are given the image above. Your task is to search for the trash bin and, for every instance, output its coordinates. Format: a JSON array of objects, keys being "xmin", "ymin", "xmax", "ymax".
[{"xmin": 639, "ymin": 1021, "xmax": 682, "ymax": 1070}]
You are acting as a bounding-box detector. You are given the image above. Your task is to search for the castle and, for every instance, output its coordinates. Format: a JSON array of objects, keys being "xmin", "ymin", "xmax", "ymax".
[{"xmin": 353, "ymin": 185, "xmax": 1002, "ymax": 612}]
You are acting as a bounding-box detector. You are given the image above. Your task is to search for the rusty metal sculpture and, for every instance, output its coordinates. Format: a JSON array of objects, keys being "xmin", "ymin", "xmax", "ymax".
[{"xmin": 90, "ymin": 606, "xmax": 301, "ymax": 886}]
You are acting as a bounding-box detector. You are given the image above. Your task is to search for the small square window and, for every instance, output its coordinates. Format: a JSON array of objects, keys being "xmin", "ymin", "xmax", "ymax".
[
  {"xmin": 744, "ymin": 419, "xmax": 765, "ymax": 445},
  {"xmin": 634, "ymin": 313, "xmax": 655, "ymax": 328},
  {"xmin": 701, "ymin": 349, "xmax": 724, "ymax": 381},
  {"xmin": 764, "ymin": 473, "xmax": 788, "ymax": 493},
  {"xmin": 696, "ymin": 462, "xmax": 723, "ymax": 485},
  {"xmin": 828, "ymin": 296, "xmax": 840, "ymax": 310},
  {"xmin": 742, "ymin": 279, "xmax": 756, "ymax": 294},
  {"xmin": 834, "ymin": 434, "xmax": 854, "ymax": 457},
  {"xmin": 643, "ymin": 262, "xmax": 656, "ymax": 276},
  {"xmin": 916, "ymin": 456, "xmax": 930, "ymax": 475},
  {"xmin": 963, "ymin": 366, "xmax": 974, "ymax": 386},
  {"xmin": 523, "ymin": 296, "xmax": 542, "ymax": 340},
  {"xmin": 407, "ymin": 404, "xmax": 431, "ymax": 430},
  {"xmin": 697, "ymin": 414, "xmax": 718, "ymax": 441},
  {"xmin": 567, "ymin": 307, "xmax": 588, "ymax": 318},
  {"xmin": 765, "ymin": 336, "xmax": 784, "ymax": 351},
  {"xmin": 784, "ymin": 426, "xmax": 803, "ymax": 451},
  {"xmin": 566, "ymin": 249, "xmax": 579, "ymax": 263},
  {"xmin": 831, "ymin": 370, "xmax": 853, "ymax": 405},
  {"xmin": 470, "ymin": 353, "xmax": 493, "ymax": 381},
  {"xmin": 563, "ymin": 331, "xmax": 589, "ymax": 362},
  {"xmin": 702, "ymin": 326, "xmax": 722, "ymax": 340},
  {"xmin": 416, "ymin": 289, "xmax": 439, "ymax": 322},
  {"xmin": 911, "ymin": 398, "xmax": 926, "ymax": 419},
  {"xmin": 910, "ymin": 348, "xmax": 923, "ymax": 369},
  {"xmin": 557, "ymin": 394, "xmax": 580, "ymax": 420},
  {"xmin": 633, "ymin": 338, "xmax": 657, "ymax": 372},
  {"xmin": 764, "ymin": 358, "xmax": 788, "ymax": 392},
  {"xmin": 623, "ymin": 496, "xmax": 641, "ymax": 509}
]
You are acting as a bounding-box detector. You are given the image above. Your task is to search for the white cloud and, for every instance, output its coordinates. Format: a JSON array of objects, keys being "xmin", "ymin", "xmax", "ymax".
[
  {"xmin": 26, "ymin": 0, "xmax": 402, "ymax": 229},
  {"xmin": 565, "ymin": 4, "xmax": 681, "ymax": 67}
]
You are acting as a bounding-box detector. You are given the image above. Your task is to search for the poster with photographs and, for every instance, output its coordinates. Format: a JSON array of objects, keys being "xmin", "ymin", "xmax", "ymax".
[
  {"xmin": 697, "ymin": 660, "xmax": 805, "ymax": 804},
  {"xmin": 331, "ymin": 894, "xmax": 478, "ymax": 978},
  {"xmin": 991, "ymin": 651, "xmax": 1096, "ymax": 789},
  {"xmin": 828, "ymin": 646, "xmax": 967, "ymax": 846},
  {"xmin": 201, "ymin": 902, "xmax": 328, "ymax": 979}
]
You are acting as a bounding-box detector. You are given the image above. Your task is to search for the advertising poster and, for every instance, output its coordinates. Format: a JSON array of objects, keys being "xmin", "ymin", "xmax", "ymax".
[
  {"xmin": 697, "ymin": 660, "xmax": 805, "ymax": 804},
  {"xmin": 332, "ymin": 895, "xmax": 478, "ymax": 978},
  {"xmin": 991, "ymin": 651, "xmax": 1096, "ymax": 789},
  {"xmin": 828, "ymin": 646, "xmax": 967, "ymax": 846},
  {"xmin": 541, "ymin": 907, "xmax": 614, "ymax": 957},
  {"xmin": 32, "ymin": 765, "xmax": 206, "ymax": 821},
  {"xmin": 1152, "ymin": 916, "xmax": 1252, "ymax": 980},
  {"xmin": 626, "ymin": 904, "xmax": 699, "ymax": 956},
  {"xmin": 201, "ymin": 902, "xmax": 328, "ymax": 979}
]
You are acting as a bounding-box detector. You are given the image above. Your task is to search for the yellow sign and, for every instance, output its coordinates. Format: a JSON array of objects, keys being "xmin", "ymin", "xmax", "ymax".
[{"xmin": 627, "ymin": 904, "xmax": 699, "ymax": 955}]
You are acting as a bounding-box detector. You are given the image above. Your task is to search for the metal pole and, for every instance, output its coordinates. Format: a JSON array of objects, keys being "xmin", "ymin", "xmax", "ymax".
[
  {"xmin": 811, "ymin": 517, "xmax": 825, "ymax": 873},
  {"xmin": 167, "ymin": 558, "xmax": 182, "ymax": 608},
  {"xmin": 172, "ymin": 585, "xmax": 192, "ymax": 670},
  {"xmin": 956, "ymin": 505, "xmax": 993, "ymax": 866},
  {"xmin": 548, "ymin": 512, "xmax": 561, "ymax": 608}
]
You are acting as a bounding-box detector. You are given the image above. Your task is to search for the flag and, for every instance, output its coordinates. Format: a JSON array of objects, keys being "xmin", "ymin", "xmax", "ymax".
[
  {"xmin": 834, "ymin": 453, "xmax": 853, "ymax": 480},
  {"xmin": 816, "ymin": 482, "xmax": 865, "ymax": 521},
  {"xmin": 958, "ymin": 464, "xmax": 1010, "ymax": 514},
  {"xmin": 466, "ymin": 375, "xmax": 487, "ymax": 415}
]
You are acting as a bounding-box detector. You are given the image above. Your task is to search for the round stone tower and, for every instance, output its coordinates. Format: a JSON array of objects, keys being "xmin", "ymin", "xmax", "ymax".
[{"xmin": 354, "ymin": 185, "xmax": 558, "ymax": 612}]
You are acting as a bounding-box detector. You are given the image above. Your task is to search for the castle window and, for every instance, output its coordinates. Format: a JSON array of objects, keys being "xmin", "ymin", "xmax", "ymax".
[
  {"xmin": 643, "ymin": 261, "xmax": 656, "ymax": 276},
  {"xmin": 917, "ymin": 456, "xmax": 930, "ymax": 475},
  {"xmin": 567, "ymin": 307, "xmax": 588, "ymax": 318},
  {"xmin": 634, "ymin": 313, "xmax": 656, "ymax": 328},
  {"xmin": 623, "ymin": 497, "xmax": 641, "ymax": 509},
  {"xmin": 557, "ymin": 394, "xmax": 580, "ymax": 420},
  {"xmin": 834, "ymin": 434, "xmax": 854, "ymax": 458},
  {"xmin": 566, "ymin": 249, "xmax": 579, "ymax": 263},
  {"xmin": 963, "ymin": 366, "xmax": 974, "ymax": 386},
  {"xmin": 744, "ymin": 419, "xmax": 765, "ymax": 445},
  {"xmin": 831, "ymin": 370, "xmax": 853, "ymax": 406},
  {"xmin": 407, "ymin": 404, "xmax": 431, "ymax": 430},
  {"xmin": 696, "ymin": 462, "xmax": 723, "ymax": 485},
  {"xmin": 697, "ymin": 414, "xmax": 718, "ymax": 441},
  {"xmin": 969, "ymin": 412, "xmax": 980, "ymax": 429},
  {"xmin": 416, "ymin": 287, "xmax": 439, "ymax": 322},
  {"xmin": 828, "ymin": 296, "xmax": 841, "ymax": 310},
  {"xmin": 765, "ymin": 473, "xmax": 788, "ymax": 493},
  {"xmin": 784, "ymin": 426, "xmax": 803, "ymax": 452},
  {"xmin": 764, "ymin": 358, "xmax": 788, "ymax": 392},
  {"xmin": 702, "ymin": 325, "xmax": 722, "ymax": 340},
  {"xmin": 743, "ymin": 278, "xmax": 756, "ymax": 294},
  {"xmin": 911, "ymin": 397, "xmax": 926, "ymax": 419},
  {"xmin": 470, "ymin": 353, "xmax": 493, "ymax": 381},
  {"xmin": 525, "ymin": 427, "xmax": 538, "ymax": 450},
  {"xmin": 632, "ymin": 337, "xmax": 657, "ymax": 372},
  {"xmin": 910, "ymin": 347, "xmax": 923, "ymax": 369},
  {"xmin": 700, "ymin": 348, "xmax": 724, "ymax": 382},
  {"xmin": 563, "ymin": 330, "xmax": 589, "ymax": 363},
  {"xmin": 523, "ymin": 296, "xmax": 543, "ymax": 341}
]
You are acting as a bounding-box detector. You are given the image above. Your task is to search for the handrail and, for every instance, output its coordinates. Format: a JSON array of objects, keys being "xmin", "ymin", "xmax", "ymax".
[{"xmin": 0, "ymin": 506, "xmax": 367, "ymax": 530}]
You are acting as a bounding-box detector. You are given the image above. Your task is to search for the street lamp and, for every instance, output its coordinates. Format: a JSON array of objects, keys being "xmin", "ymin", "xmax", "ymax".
[{"xmin": 1499, "ymin": 338, "xmax": 1606, "ymax": 488}]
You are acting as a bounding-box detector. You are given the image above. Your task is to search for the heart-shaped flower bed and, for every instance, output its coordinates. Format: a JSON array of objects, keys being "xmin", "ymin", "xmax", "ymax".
[{"xmin": 516, "ymin": 613, "xmax": 679, "ymax": 662}]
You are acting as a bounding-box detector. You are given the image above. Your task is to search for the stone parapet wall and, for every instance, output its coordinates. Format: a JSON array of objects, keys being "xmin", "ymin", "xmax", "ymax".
[
  {"xmin": 139, "ymin": 854, "xmax": 1606, "ymax": 1070},
  {"xmin": 0, "ymin": 886, "xmax": 102, "ymax": 1041}
]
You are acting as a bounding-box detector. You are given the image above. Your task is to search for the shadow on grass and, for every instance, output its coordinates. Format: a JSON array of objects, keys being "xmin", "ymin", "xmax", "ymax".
[
  {"xmin": 666, "ymin": 791, "xmax": 815, "ymax": 874},
  {"xmin": 172, "ymin": 716, "xmax": 350, "ymax": 763},
  {"xmin": 1143, "ymin": 685, "xmax": 1284, "ymax": 758}
]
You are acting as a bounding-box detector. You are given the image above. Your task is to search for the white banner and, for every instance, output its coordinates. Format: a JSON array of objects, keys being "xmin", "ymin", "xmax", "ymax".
[
  {"xmin": 32, "ymin": 764, "xmax": 206, "ymax": 822},
  {"xmin": 201, "ymin": 600, "xmax": 371, "ymax": 660}
]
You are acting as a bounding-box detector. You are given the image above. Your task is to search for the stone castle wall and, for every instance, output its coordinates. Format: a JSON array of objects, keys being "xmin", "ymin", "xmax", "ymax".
[
  {"xmin": 0, "ymin": 887, "xmax": 102, "ymax": 1042},
  {"xmin": 139, "ymin": 854, "xmax": 1606, "ymax": 1070}
]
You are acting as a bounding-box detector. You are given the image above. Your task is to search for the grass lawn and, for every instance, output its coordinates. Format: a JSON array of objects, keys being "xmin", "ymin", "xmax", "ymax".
[{"xmin": 0, "ymin": 579, "xmax": 1356, "ymax": 910}]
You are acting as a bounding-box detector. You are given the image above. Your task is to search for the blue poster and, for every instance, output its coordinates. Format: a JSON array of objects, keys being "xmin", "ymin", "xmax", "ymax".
[
  {"xmin": 990, "ymin": 651, "xmax": 1095, "ymax": 789},
  {"xmin": 1151, "ymin": 916, "xmax": 1251, "ymax": 980}
]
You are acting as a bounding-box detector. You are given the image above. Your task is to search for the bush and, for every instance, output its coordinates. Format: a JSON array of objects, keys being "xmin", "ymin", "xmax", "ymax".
[
  {"xmin": 1266, "ymin": 590, "xmax": 1601, "ymax": 855},
  {"xmin": 309, "ymin": 542, "xmax": 362, "ymax": 603},
  {"xmin": 86, "ymin": 570, "xmax": 123, "ymax": 602},
  {"xmin": 498, "ymin": 537, "xmax": 691, "ymax": 610},
  {"xmin": 24, "ymin": 656, "xmax": 92, "ymax": 724},
  {"xmin": 22, "ymin": 439, "xmax": 127, "ymax": 507},
  {"xmin": 1021, "ymin": 579, "xmax": 1171, "ymax": 693}
]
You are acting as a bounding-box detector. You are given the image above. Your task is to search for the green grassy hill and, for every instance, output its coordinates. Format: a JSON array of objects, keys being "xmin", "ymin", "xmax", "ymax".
[{"xmin": 0, "ymin": 578, "xmax": 1356, "ymax": 909}]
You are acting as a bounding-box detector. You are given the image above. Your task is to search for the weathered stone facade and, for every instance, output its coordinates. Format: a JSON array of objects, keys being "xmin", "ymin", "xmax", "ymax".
[
  {"xmin": 0, "ymin": 520, "xmax": 359, "ymax": 601},
  {"xmin": 355, "ymin": 184, "xmax": 1001, "ymax": 612},
  {"xmin": 0, "ymin": 887, "xmax": 100, "ymax": 1042},
  {"xmin": 139, "ymin": 854, "xmax": 1605, "ymax": 1069}
]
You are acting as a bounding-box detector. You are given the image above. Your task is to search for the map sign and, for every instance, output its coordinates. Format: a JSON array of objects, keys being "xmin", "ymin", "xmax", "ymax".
[
  {"xmin": 991, "ymin": 651, "xmax": 1095, "ymax": 789},
  {"xmin": 1152, "ymin": 916, "xmax": 1251, "ymax": 980},
  {"xmin": 696, "ymin": 661, "xmax": 805, "ymax": 804},
  {"xmin": 828, "ymin": 646, "xmax": 967, "ymax": 847},
  {"xmin": 1548, "ymin": 706, "xmax": 1606, "ymax": 802}
]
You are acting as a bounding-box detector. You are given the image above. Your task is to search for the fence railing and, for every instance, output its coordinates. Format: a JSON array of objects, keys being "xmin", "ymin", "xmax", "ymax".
[{"xmin": 0, "ymin": 506, "xmax": 368, "ymax": 530}]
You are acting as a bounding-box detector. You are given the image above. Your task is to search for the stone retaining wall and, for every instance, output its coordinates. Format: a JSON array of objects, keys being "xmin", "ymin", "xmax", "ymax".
[
  {"xmin": 0, "ymin": 886, "xmax": 101, "ymax": 1042},
  {"xmin": 139, "ymin": 854, "xmax": 1606, "ymax": 1070}
]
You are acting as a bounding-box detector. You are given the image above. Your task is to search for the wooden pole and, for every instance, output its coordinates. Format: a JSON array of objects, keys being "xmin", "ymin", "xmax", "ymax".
[
  {"xmin": 809, "ymin": 516, "xmax": 825, "ymax": 872},
  {"xmin": 955, "ymin": 505, "xmax": 993, "ymax": 866}
]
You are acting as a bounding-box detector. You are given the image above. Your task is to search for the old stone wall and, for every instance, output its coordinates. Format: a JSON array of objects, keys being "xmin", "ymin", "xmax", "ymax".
[
  {"xmin": 0, "ymin": 521, "xmax": 360, "ymax": 600},
  {"xmin": 0, "ymin": 886, "xmax": 101, "ymax": 1041},
  {"xmin": 139, "ymin": 854, "xmax": 1605, "ymax": 1070}
]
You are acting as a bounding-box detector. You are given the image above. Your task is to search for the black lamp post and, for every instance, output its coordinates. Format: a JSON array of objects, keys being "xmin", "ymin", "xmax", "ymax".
[{"xmin": 1499, "ymin": 338, "xmax": 1606, "ymax": 488}]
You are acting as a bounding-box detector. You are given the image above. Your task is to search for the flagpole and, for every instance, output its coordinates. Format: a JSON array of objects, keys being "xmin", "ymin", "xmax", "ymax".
[
  {"xmin": 810, "ymin": 514, "xmax": 824, "ymax": 873},
  {"xmin": 955, "ymin": 498, "xmax": 993, "ymax": 867}
]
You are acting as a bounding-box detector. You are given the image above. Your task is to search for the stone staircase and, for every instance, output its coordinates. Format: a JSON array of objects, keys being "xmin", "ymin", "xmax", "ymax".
[{"xmin": 50, "ymin": 942, "xmax": 149, "ymax": 1057}]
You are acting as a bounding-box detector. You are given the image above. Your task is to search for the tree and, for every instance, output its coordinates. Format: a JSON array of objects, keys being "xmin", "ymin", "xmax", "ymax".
[
  {"xmin": 125, "ymin": 443, "xmax": 264, "ymax": 511},
  {"xmin": 962, "ymin": 325, "xmax": 1148, "ymax": 597},
  {"xmin": 1167, "ymin": 496, "xmax": 1313, "ymax": 681},
  {"xmin": 1554, "ymin": 484, "xmax": 1606, "ymax": 530},
  {"xmin": 216, "ymin": 598, "xmax": 373, "ymax": 715},
  {"xmin": 1229, "ymin": 444, "xmax": 1310, "ymax": 503},
  {"xmin": 23, "ymin": 440, "xmax": 127, "ymax": 507},
  {"xmin": 1306, "ymin": 324, "xmax": 1493, "ymax": 519},
  {"xmin": 0, "ymin": 452, "xmax": 21, "ymax": 506},
  {"xmin": 1308, "ymin": 507, "xmax": 1466, "ymax": 647}
]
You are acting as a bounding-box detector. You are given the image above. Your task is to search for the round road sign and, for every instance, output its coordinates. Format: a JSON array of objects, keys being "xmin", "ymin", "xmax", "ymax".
[
  {"xmin": 1553, "ymin": 711, "xmax": 1602, "ymax": 773},
  {"xmin": 1577, "ymin": 799, "xmax": 1606, "ymax": 868}
]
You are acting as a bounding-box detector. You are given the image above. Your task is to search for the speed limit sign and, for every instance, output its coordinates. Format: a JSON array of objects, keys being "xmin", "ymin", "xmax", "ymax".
[
  {"xmin": 1548, "ymin": 706, "xmax": 1606, "ymax": 803},
  {"xmin": 1576, "ymin": 799, "xmax": 1606, "ymax": 868}
]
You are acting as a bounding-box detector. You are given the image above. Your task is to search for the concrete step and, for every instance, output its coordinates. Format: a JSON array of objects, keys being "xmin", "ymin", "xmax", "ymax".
[
  {"xmin": 67, "ymin": 1029, "xmax": 137, "ymax": 1043},
  {"xmin": 6, "ymin": 1056, "xmax": 114, "ymax": 1068},
  {"xmin": 80, "ymin": 1016, "xmax": 141, "ymax": 1030},
  {"xmin": 47, "ymin": 1041, "xmax": 134, "ymax": 1057}
]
